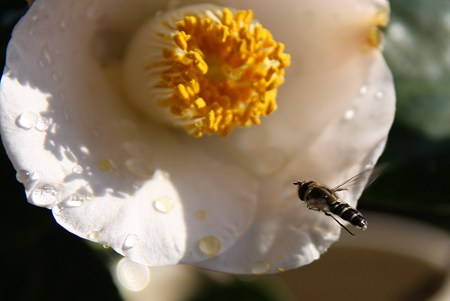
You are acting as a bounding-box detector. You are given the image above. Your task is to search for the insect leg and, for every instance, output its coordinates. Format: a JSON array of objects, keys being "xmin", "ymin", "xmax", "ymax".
[{"xmin": 324, "ymin": 212, "xmax": 355, "ymax": 236}]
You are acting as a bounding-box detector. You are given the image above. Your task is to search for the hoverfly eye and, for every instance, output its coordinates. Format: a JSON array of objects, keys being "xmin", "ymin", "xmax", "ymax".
[{"xmin": 297, "ymin": 181, "xmax": 311, "ymax": 200}]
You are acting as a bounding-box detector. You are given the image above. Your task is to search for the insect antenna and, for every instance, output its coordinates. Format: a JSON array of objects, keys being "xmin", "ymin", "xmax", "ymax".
[{"xmin": 325, "ymin": 212, "xmax": 355, "ymax": 236}]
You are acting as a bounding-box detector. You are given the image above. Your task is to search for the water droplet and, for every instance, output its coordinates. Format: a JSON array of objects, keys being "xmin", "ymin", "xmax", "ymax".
[
  {"xmin": 98, "ymin": 159, "xmax": 112, "ymax": 172},
  {"xmin": 122, "ymin": 234, "xmax": 139, "ymax": 250},
  {"xmin": 251, "ymin": 261, "xmax": 271, "ymax": 274},
  {"xmin": 31, "ymin": 13, "xmax": 40, "ymax": 22},
  {"xmin": 198, "ymin": 236, "xmax": 221, "ymax": 256},
  {"xmin": 375, "ymin": 90, "xmax": 384, "ymax": 99},
  {"xmin": 35, "ymin": 116, "xmax": 50, "ymax": 131},
  {"xmin": 196, "ymin": 210, "xmax": 206, "ymax": 220},
  {"xmin": 359, "ymin": 85, "xmax": 368, "ymax": 95},
  {"xmin": 80, "ymin": 146, "xmax": 90, "ymax": 155},
  {"xmin": 364, "ymin": 163, "xmax": 374, "ymax": 170},
  {"xmin": 16, "ymin": 169, "xmax": 31, "ymax": 184},
  {"xmin": 72, "ymin": 165, "xmax": 83, "ymax": 174},
  {"xmin": 62, "ymin": 194, "xmax": 85, "ymax": 208},
  {"xmin": 116, "ymin": 258, "xmax": 150, "ymax": 292},
  {"xmin": 152, "ymin": 196, "xmax": 174, "ymax": 213},
  {"xmin": 103, "ymin": 244, "xmax": 110, "ymax": 249},
  {"xmin": 344, "ymin": 109, "xmax": 355, "ymax": 120},
  {"xmin": 29, "ymin": 185, "xmax": 60, "ymax": 208},
  {"xmin": 88, "ymin": 231, "xmax": 100, "ymax": 240},
  {"xmin": 125, "ymin": 158, "xmax": 154, "ymax": 179},
  {"xmin": 16, "ymin": 112, "xmax": 38, "ymax": 130}
]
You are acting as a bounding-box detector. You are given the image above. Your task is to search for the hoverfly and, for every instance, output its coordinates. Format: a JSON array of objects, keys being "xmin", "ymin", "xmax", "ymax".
[{"xmin": 293, "ymin": 166, "xmax": 384, "ymax": 236}]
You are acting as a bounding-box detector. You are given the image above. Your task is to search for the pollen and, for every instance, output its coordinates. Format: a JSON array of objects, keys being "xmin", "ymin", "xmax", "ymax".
[
  {"xmin": 124, "ymin": 5, "xmax": 290, "ymax": 137},
  {"xmin": 368, "ymin": 2, "xmax": 390, "ymax": 48}
]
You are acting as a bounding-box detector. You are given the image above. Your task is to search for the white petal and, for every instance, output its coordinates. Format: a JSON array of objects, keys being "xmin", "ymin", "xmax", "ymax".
[
  {"xmin": 0, "ymin": 0, "xmax": 258, "ymax": 266},
  {"xmin": 197, "ymin": 0, "xmax": 395, "ymax": 273},
  {"xmin": 0, "ymin": 0, "xmax": 395, "ymax": 274}
]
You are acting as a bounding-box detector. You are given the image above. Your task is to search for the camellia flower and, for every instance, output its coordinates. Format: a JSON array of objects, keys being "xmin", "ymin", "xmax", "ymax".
[{"xmin": 0, "ymin": 0, "xmax": 394, "ymax": 274}]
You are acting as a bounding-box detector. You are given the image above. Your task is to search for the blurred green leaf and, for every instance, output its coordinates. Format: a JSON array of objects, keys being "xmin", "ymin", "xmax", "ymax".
[{"xmin": 385, "ymin": 0, "xmax": 450, "ymax": 140}]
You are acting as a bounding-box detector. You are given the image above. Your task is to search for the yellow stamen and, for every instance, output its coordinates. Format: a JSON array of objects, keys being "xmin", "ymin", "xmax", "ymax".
[
  {"xmin": 368, "ymin": 2, "xmax": 390, "ymax": 48},
  {"xmin": 125, "ymin": 5, "xmax": 290, "ymax": 137}
]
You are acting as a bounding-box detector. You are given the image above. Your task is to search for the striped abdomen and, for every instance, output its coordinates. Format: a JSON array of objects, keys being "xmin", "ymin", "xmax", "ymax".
[{"xmin": 328, "ymin": 201, "xmax": 368, "ymax": 230}]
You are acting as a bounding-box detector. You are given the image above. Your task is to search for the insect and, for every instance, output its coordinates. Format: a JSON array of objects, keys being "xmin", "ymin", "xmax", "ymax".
[{"xmin": 293, "ymin": 166, "xmax": 383, "ymax": 236}]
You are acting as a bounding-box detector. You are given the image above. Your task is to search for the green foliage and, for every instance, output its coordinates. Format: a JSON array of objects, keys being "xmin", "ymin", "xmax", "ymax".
[{"xmin": 385, "ymin": 0, "xmax": 450, "ymax": 139}]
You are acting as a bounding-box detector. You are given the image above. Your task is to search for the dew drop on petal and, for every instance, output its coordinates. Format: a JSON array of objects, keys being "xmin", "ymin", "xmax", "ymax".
[
  {"xmin": 116, "ymin": 258, "xmax": 150, "ymax": 292},
  {"xmin": 31, "ymin": 13, "xmax": 40, "ymax": 22},
  {"xmin": 80, "ymin": 146, "xmax": 90, "ymax": 155},
  {"xmin": 61, "ymin": 194, "xmax": 85, "ymax": 208},
  {"xmin": 72, "ymin": 165, "xmax": 83, "ymax": 174},
  {"xmin": 29, "ymin": 185, "xmax": 60, "ymax": 207},
  {"xmin": 16, "ymin": 112, "xmax": 38, "ymax": 130},
  {"xmin": 359, "ymin": 85, "xmax": 369, "ymax": 96},
  {"xmin": 103, "ymin": 244, "xmax": 110, "ymax": 249},
  {"xmin": 251, "ymin": 261, "xmax": 271, "ymax": 274},
  {"xmin": 125, "ymin": 158, "xmax": 154, "ymax": 179},
  {"xmin": 375, "ymin": 90, "xmax": 384, "ymax": 99},
  {"xmin": 88, "ymin": 231, "xmax": 100, "ymax": 241},
  {"xmin": 344, "ymin": 109, "xmax": 355, "ymax": 120},
  {"xmin": 152, "ymin": 196, "xmax": 174, "ymax": 213},
  {"xmin": 198, "ymin": 236, "xmax": 221, "ymax": 256},
  {"xmin": 16, "ymin": 169, "xmax": 31, "ymax": 184},
  {"xmin": 35, "ymin": 116, "xmax": 50, "ymax": 131},
  {"xmin": 122, "ymin": 234, "xmax": 139, "ymax": 251}
]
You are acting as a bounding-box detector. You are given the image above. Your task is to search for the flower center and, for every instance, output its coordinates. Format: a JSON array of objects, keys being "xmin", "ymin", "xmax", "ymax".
[{"xmin": 124, "ymin": 5, "xmax": 290, "ymax": 137}]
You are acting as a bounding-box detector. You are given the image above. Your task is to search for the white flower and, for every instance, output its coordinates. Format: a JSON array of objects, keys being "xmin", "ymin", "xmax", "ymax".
[{"xmin": 0, "ymin": 0, "xmax": 395, "ymax": 274}]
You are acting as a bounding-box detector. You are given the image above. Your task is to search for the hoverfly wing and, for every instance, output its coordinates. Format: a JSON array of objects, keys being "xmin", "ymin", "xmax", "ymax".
[{"xmin": 331, "ymin": 164, "xmax": 386, "ymax": 193}]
